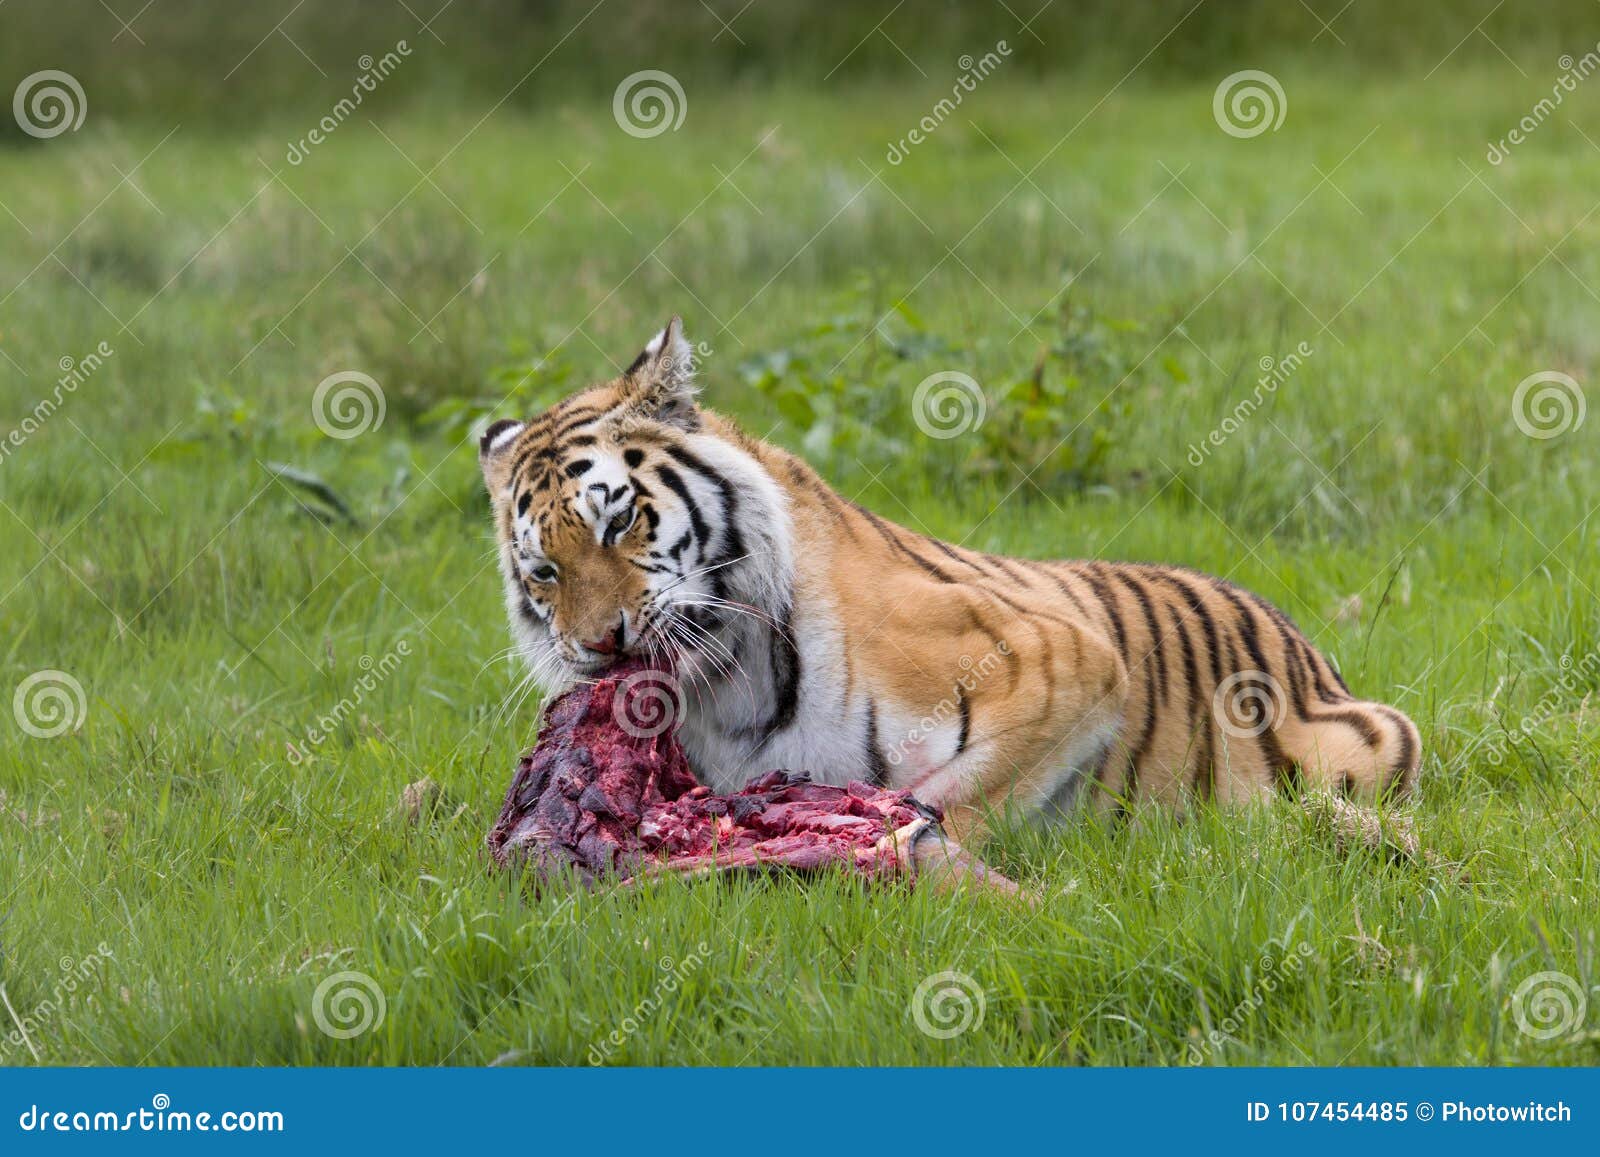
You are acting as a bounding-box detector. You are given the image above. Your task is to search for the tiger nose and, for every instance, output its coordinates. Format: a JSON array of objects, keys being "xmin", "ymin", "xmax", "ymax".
[{"xmin": 582, "ymin": 619, "xmax": 626, "ymax": 655}]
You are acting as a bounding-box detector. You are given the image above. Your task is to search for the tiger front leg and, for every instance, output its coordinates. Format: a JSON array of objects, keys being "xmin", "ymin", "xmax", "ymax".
[{"xmin": 912, "ymin": 621, "xmax": 1130, "ymax": 844}]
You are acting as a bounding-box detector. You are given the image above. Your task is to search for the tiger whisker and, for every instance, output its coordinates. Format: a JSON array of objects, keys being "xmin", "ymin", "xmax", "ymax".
[
  {"xmin": 658, "ymin": 614, "xmax": 736, "ymax": 686},
  {"xmin": 662, "ymin": 612, "xmax": 767, "ymax": 716},
  {"xmin": 671, "ymin": 596, "xmax": 795, "ymax": 647}
]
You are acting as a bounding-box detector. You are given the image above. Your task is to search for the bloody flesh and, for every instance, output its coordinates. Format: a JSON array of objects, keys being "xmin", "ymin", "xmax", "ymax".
[{"xmin": 485, "ymin": 659, "xmax": 955, "ymax": 887}]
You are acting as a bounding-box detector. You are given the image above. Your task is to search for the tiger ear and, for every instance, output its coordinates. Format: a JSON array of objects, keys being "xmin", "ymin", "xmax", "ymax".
[
  {"xmin": 621, "ymin": 316, "xmax": 699, "ymax": 430},
  {"xmin": 478, "ymin": 417, "xmax": 525, "ymax": 490}
]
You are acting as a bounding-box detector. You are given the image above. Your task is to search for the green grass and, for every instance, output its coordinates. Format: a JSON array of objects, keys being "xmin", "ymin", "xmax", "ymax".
[{"xmin": 2, "ymin": 58, "xmax": 1600, "ymax": 1065}]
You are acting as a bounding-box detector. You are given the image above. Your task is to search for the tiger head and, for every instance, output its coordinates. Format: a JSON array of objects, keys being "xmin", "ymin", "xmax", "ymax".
[{"xmin": 479, "ymin": 317, "xmax": 793, "ymax": 689}]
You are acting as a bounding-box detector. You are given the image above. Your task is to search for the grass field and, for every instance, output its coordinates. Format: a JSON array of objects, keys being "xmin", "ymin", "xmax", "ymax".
[{"xmin": 3, "ymin": 46, "xmax": 1600, "ymax": 1065}]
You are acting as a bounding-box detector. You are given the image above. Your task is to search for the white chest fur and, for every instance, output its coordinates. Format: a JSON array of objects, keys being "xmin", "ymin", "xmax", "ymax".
[{"xmin": 672, "ymin": 592, "xmax": 868, "ymax": 790}]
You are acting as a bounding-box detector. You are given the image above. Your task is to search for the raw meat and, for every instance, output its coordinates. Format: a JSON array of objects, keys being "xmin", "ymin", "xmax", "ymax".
[{"xmin": 486, "ymin": 659, "xmax": 1018, "ymax": 894}]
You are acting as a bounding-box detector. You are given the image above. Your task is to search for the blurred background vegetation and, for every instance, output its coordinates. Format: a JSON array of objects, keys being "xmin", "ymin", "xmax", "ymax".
[
  {"xmin": 5, "ymin": 0, "xmax": 1600, "ymax": 134},
  {"xmin": 5, "ymin": 0, "xmax": 1597, "ymax": 500}
]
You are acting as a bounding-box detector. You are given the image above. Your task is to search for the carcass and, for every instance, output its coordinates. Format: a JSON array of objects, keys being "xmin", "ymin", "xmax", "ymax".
[{"xmin": 486, "ymin": 660, "xmax": 1018, "ymax": 895}]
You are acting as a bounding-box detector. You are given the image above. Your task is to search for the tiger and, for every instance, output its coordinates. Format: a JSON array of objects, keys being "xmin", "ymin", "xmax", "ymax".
[{"xmin": 479, "ymin": 317, "xmax": 1421, "ymax": 840}]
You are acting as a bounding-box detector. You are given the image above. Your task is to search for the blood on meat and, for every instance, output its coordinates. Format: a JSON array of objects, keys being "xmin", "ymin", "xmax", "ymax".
[{"xmin": 486, "ymin": 660, "xmax": 1018, "ymax": 894}]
